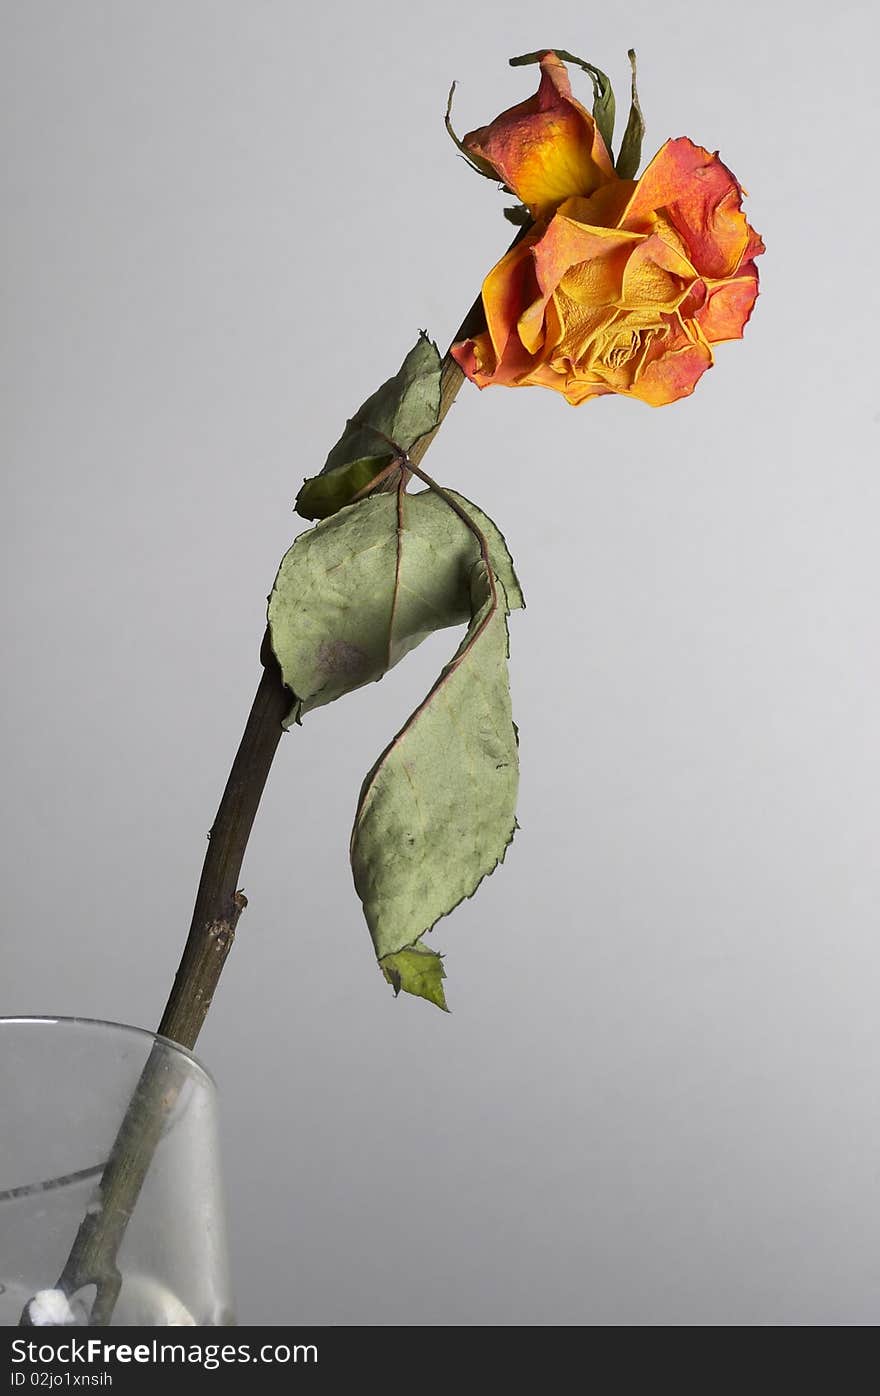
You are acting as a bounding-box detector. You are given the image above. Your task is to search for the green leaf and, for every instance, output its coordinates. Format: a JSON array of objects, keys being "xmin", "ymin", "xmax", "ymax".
[
  {"xmin": 295, "ymin": 334, "xmax": 442, "ymax": 521},
  {"xmin": 268, "ymin": 489, "xmax": 523, "ymax": 723},
  {"xmin": 510, "ymin": 49, "xmax": 616, "ymax": 157},
  {"xmin": 615, "ymin": 49, "xmax": 645, "ymax": 180},
  {"xmin": 295, "ymin": 456, "xmax": 390, "ymax": 521},
  {"xmin": 380, "ymin": 943, "xmax": 448, "ymax": 1012},
  {"xmin": 351, "ymin": 559, "xmax": 519, "ymax": 1008},
  {"xmin": 503, "ymin": 204, "xmax": 531, "ymax": 227}
]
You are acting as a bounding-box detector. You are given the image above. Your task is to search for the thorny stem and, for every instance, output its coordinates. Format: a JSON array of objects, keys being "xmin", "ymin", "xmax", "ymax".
[
  {"xmin": 20, "ymin": 648, "xmax": 290, "ymax": 1325},
  {"xmin": 25, "ymin": 257, "xmax": 507, "ymax": 1328}
]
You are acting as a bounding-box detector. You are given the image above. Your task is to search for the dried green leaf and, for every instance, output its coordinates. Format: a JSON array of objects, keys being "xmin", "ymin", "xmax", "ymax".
[
  {"xmin": 295, "ymin": 455, "xmax": 389, "ymax": 521},
  {"xmin": 615, "ymin": 49, "xmax": 645, "ymax": 180},
  {"xmin": 295, "ymin": 334, "xmax": 442, "ymax": 521},
  {"xmin": 268, "ymin": 490, "xmax": 523, "ymax": 723},
  {"xmin": 445, "ymin": 82, "xmax": 500, "ymax": 180},
  {"xmin": 503, "ymin": 203, "xmax": 531, "ymax": 227},
  {"xmin": 351, "ymin": 560, "xmax": 519, "ymax": 1007},
  {"xmin": 380, "ymin": 943, "xmax": 448, "ymax": 1012}
]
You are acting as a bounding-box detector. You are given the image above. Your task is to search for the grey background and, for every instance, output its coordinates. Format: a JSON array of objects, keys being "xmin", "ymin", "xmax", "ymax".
[{"xmin": 2, "ymin": 0, "xmax": 878, "ymax": 1325}]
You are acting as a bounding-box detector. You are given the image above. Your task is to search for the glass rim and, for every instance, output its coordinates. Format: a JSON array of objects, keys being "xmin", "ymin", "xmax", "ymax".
[{"xmin": 0, "ymin": 1015, "xmax": 217, "ymax": 1090}]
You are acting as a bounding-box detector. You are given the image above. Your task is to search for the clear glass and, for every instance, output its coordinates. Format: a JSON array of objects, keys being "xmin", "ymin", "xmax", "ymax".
[{"xmin": 0, "ymin": 1017, "xmax": 233, "ymax": 1326}]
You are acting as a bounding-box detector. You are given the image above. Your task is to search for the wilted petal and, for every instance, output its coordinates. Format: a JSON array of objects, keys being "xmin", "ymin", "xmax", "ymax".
[
  {"xmin": 521, "ymin": 214, "xmax": 637, "ymax": 351},
  {"xmin": 621, "ymin": 232, "xmax": 696, "ymax": 309},
  {"xmin": 693, "ymin": 269, "xmax": 761, "ymax": 343},
  {"xmin": 464, "ymin": 52, "xmax": 616, "ymax": 215},
  {"xmin": 454, "ymin": 75, "xmax": 762, "ymax": 409},
  {"xmin": 452, "ymin": 237, "xmax": 547, "ymax": 388},
  {"xmin": 621, "ymin": 137, "xmax": 755, "ymax": 280},
  {"xmin": 450, "ymin": 331, "xmax": 496, "ymax": 387},
  {"xmin": 479, "ymin": 233, "xmax": 541, "ymax": 363},
  {"xmin": 632, "ymin": 318, "xmax": 714, "ymax": 405}
]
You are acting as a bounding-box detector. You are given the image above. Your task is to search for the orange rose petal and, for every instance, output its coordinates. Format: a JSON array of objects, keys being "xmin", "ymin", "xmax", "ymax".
[
  {"xmin": 512, "ymin": 359, "xmax": 609, "ymax": 404},
  {"xmin": 620, "ymin": 232, "xmax": 696, "ymax": 310},
  {"xmin": 560, "ymin": 377, "xmax": 613, "ymax": 406},
  {"xmin": 538, "ymin": 214, "xmax": 640, "ymax": 296},
  {"xmin": 452, "ymin": 329, "xmax": 539, "ymax": 388},
  {"xmin": 633, "ymin": 321, "xmax": 714, "ymax": 406},
  {"xmin": 453, "ymin": 234, "xmax": 552, "ymax": 388},
  {"xmin": 632, "ymin": 345, "xmax": 712, "ymax": 405},
  {"xmin": 464, "ymin": 52, "xmax": 615, "ymax": 214},
  {"xmin": 540, "ymin": 292, "xmax": 565, "ymax": 359},
  {"xmin": 550, "ymin": 298, "xmax": 617, "ymax": 367},
  {"xmin": 480, "ymin": 233, "xmax": 541, "ymax": 363},
  {"xmin": 455, "ymin": 84, "xmax": 761, "ymax": 408},
  {"xmin": 695, "ymin": 269, "xmax": 760, "ymax": 343},
  {"xmin": 521, "ymin": 362, "xmax": 570, "ymax": 392},
  {"xmin": 520, "ymin": 215, "xmax": 638, "ymax": 352},
  {"xmin": 646, "ymin": 212, "xmax": 693, "ymax": 267},
  {"xmin": 491, "ymin": 336, "xmax": 545, "ymax": 385},
  {"xmin": 621, "ymin": 137, "xmax": 754, "ymax": 280},
  {"xmin": 561, "ymin": 182, "xmax": 638, "ymax": 229},
  {"xmin": 451, "ymin": 333, "xmax": 494, "ymax": 386},
  {"xmin": 744, "ymin": 226, "xmax": 766, "ymax": 263}
]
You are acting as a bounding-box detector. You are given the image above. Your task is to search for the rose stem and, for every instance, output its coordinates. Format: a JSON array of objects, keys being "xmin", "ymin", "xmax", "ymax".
[
  {"xmin": 30, "ymin": 274, "xmax": 495, "ymax": 1326},
  {"xmin": 157, "ymin": 278, "xmax": 486, "ymax": 1049}
]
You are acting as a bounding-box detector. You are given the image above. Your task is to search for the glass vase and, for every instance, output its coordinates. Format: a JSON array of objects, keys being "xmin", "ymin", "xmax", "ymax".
[{"xmin": 0, "ymin": 1016, "xmax": 233, "ymax": 1326}]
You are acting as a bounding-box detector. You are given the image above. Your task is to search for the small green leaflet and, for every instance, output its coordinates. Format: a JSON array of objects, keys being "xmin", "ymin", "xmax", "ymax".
[
  {"xmin": 615, "ymin": 50, "xmax": 645, "ymax": 180},
  {"xmin": 445, "ymin": 81, "xmax": 500, "ymax": 182},
  {"xmin": 293, "ymin": 455, "xmax": 389, "ymax": 522},
  {"xmin": 503, "ymin": 204, "xmax": 531, "ymax": 227},
  {"xmin": 380, "ymin": 943, "xmax": 448, "ymax": 1012},
  {"xmin": 352, "ymin": 559, "xmax": 519, "ymax": 1012},
  {"xmin": 295, "ymin": 335, "xmax": 442, "ymax": 520},
  {"xmin": 268, "ymin": 489, "xmax": 522, "ymax": 724}
]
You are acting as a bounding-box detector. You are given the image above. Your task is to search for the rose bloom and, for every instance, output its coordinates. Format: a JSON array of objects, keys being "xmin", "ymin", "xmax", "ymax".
[{"xmin": 452, "ymin": 52, "xmax": 764, "ymax": 406}]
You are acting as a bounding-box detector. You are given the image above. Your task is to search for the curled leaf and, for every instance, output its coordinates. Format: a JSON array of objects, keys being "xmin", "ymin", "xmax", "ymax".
[
  {"xmin": 614, "ymin": 48, "xmax": 645, "ymax": 179},
  {"xmin": 445, "ymin": 82, "xmax": 500, "ymax": 181},
  {"xmin": 268, "ymin": 490, "xmax": 522, "ymax": 723},
  {"xmin": 351, "ymin": 559, "xmax": 519, "ymax": 1008},
  {"xmin": 296, "ymin": 335, "xmax": 442, "ymax": 521},
  {"xmin": 295, "ymin": 455, "xmax": 390, "ymax": 522}
]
